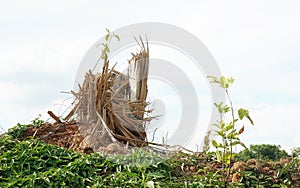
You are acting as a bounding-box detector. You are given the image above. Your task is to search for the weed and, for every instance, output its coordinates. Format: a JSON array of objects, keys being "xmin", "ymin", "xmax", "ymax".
[
  {"xmin": 92, "ymin": 28, "xmax": 120, "ymax": 72},
  {"xmin": 208, "ymin": 76, "xmax": 254, "ymax": 186}
]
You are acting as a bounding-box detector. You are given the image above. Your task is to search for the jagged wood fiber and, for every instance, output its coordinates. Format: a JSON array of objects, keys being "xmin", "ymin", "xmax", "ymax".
[{"xmin": 68, "ymin": 39, "xmax": 152, "ymax": 150}]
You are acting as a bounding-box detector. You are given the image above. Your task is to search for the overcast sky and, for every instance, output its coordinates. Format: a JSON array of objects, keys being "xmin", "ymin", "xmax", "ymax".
[{"xmin": 0, "ymin": 0, "xmax": 299, "ymax": 152}]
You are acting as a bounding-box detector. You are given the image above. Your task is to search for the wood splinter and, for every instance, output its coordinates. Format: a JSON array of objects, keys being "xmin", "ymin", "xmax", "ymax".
[{"xmin": 47, "ymin": 111, "xmax": 62, "ymax": 123}]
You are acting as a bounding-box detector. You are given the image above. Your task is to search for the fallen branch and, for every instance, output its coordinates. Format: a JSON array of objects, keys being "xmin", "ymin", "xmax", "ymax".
[{"xmin": 47, "ymin": 111, "xmax": 62, "ymax": 124}]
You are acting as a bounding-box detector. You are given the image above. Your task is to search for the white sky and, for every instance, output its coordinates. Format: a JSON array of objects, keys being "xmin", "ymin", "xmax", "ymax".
[{"xmin": 0, "ymin": 0, "xmax": 299, "ymax": 152}]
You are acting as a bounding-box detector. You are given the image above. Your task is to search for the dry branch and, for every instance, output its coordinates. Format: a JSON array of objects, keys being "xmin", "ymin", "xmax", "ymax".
[{"xmin": 47, "ymin": 111, "xmax": 62, "ymax": 124}]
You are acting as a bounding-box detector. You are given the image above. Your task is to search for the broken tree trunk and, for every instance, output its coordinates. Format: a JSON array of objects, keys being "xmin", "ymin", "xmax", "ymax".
[
  {"xmin": 68, "ymin": 37, "xmax": 151, "ymax": 150},
  {"xmin": 128, "ymin": 37, "xmax": 149, "ymax": 121}
]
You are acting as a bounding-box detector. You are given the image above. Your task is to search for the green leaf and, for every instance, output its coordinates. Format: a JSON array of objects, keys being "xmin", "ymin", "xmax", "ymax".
[
  {"xmin": 228, "ymin": 77, "xmax": 235, "ymax": 84},
  {"xmin": 218, "ymin": 143, "xmax": 224, "ymax": 148},
  {"xmin": 212, "ymin": 140, "xmax": 219, "ymax": 148},
  {"xmin": 238, "ymin": 108, "xmax": 247, "ymax": 119},
  {"xmin": 224, "ymin": 105, "xmax": 230, "ymax": 113},
  {"xmin": 214, "ymin": 102, "xmax": 230, "ymax": 114},
  {"xmin": 217, "ymin": 130, "xmax": 225, "ymax": 138},
  {"xmin": 224, "ymin": 153, "xmax": 231, "ymax": 164},
  {"xmin": 220, "ymin": 76, "xmax": 226, "ymax": 85},
  {"xmin": 105, "ymin": 34, "xmax": 110, "ymax": 41},
  {"xmin": 216, "ymin": 151, "xmax": 222, "ymax": 162},
  {"xmin": 228, "ymin": 132, "xmax": 239, "ymax": 139},
  {"xmin": 114, "ymin": 34, "xmax": 120, "ymax": 41},
  {"xmin": 220, "ymin": 121, "xmax": 226, "ymax": 129},
  {"xmin": 231, "ymin": 141, "xmax": 240, "ymax": 147},
  {"xmin": 224, "ymin": 122, "xmax": 234, "ymax": 132},
  {"xmin": 238, "ymin": 108, "xmax": 254, "ymax": 125},
  {"xmin": 214, "ymin": 102, "xmax": 223, "ymax": 114},
  {"xmin": 208, "ymin": 76, "xmax": 234, "ymax": 88},
  {"xmin": 207, "ymin": 76, "xmax": 218, "ymax": 84}
]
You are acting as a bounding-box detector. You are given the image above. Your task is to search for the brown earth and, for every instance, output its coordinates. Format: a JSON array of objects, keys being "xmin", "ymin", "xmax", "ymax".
[
  {"xmin": 23, "ymin": 121, "xmax": 132, "ymax": 155},
  {"xmin": 23, "ymin": 122, "xmax": 92, "ymax": 153}
]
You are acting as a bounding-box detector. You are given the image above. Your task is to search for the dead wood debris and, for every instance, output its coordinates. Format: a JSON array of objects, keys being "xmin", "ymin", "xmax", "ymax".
[
  {"xmin": 47, "ymin": 111, "xmax": 62, "ymax": 124},
  {"xmin": 64, "ymin": 37, "xmax": 153, "ymax": 151}
]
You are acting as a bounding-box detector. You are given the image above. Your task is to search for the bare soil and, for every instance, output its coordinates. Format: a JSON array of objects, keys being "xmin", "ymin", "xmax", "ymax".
[{"xmin": 23, "ymin": 122, "xmax": 93, "ymax": 154}]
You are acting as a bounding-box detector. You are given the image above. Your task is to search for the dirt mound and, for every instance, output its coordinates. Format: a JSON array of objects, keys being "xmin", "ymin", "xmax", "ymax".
[
  {"xmin": 23, "ymin": 121, "xmax": 132, "ymax": 155},
  {"xmin": 23, "ymin": 122, "xmax": 91, "ymax": 153}
]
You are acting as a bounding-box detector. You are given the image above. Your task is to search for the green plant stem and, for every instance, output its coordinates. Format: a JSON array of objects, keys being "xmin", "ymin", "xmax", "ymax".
[{"xmin": 225, "ymin": 88, "xmax": 235, "ymax": 180}]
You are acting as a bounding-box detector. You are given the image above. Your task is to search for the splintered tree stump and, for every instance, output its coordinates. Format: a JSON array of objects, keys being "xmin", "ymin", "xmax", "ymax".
[
  {"xmin": 68, "ymin": 37, "xmax": 152, "ymax": 150},
  {"xmin": 128, "ymin": 37, "xmax": 149, "ymax": 120}
]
